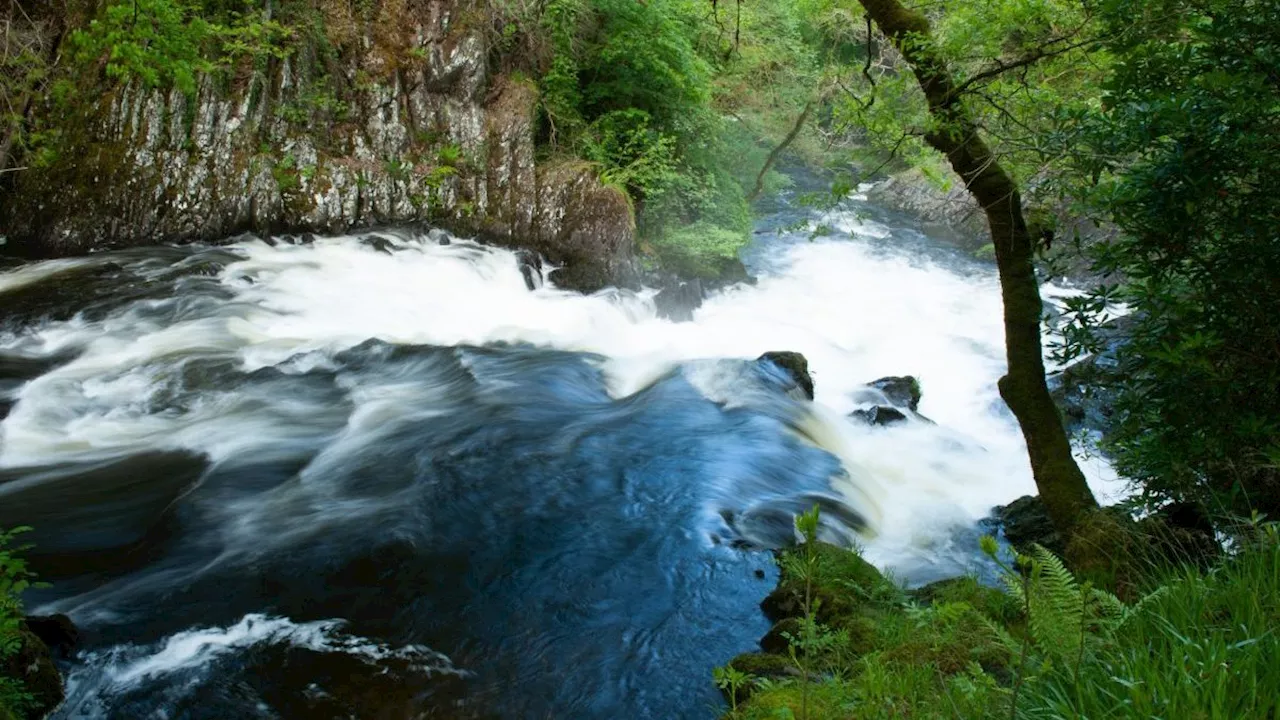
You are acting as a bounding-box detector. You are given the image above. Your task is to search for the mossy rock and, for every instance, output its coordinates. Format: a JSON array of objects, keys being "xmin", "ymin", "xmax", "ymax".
[
  {"xmin": 993, "ymin": 495, "xmax": 1064, "ymax": 557},
  {"xmin": 728, "ymin": 651, "xmax": 800, "ymax": 680},
  {"xmin": 0, "ymin": 628, "xmax": 65, "ymax": 719},
  {"xmin": 761, "ymin": 542, "xmax": 886, "ymax": 624},
  {"xmin": 759, "ymin": 617, "xmax": 802, "ymax": 654},
  {"xmin": 1065, "ymin": 507, "xmax": 1152, "ymax": 600},
  {"xmin": 757, "ymin": 351, "xmax": 814, "ymax": 400}
]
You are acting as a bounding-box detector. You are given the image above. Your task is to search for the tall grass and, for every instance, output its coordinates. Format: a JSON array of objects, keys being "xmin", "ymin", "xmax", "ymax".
[{"xmin": 1020, "ymin": 524, "xmax": 1280, "ymax": 719}]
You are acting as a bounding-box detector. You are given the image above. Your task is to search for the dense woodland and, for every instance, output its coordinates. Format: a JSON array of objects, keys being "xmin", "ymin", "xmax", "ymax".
[{"xmin": 2, "ymin": 0, "xmax": 1279, "ymax": 717}]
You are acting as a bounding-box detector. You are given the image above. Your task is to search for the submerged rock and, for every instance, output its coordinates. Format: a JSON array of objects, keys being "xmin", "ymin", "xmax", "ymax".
[
  {"xmin": 359, "ymin": 235, "xmax": 397, "ymax": 255},
  {"xmin": 0, "ymin": 450, "xmax": 210, "ymax": 577},
  {"xmin": 757, "ymin": 351, "xmax": 814, "ymax": 400}
]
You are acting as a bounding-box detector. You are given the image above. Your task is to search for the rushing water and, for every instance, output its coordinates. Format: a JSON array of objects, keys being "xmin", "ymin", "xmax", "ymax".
[{"xmin": 0, "ymin": 189, "xmax": 1118, "ymax": 718}]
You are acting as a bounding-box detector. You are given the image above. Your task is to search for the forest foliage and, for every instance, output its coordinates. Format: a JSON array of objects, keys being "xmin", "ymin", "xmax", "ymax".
[{"xmin": 1, "ymin": 0, "xmax": 1279, "ymax": 716}]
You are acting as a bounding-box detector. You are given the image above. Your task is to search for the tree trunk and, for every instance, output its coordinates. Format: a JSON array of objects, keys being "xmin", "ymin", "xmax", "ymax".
[{"xmin": 858, "ymin": 0, "xmax": 1098, "ymax": 535}]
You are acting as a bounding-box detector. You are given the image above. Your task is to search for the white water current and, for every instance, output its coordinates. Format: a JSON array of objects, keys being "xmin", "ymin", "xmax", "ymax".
[{"xmin": 0, "ymin": 200, "xmax": 1121, "ymax": 582}]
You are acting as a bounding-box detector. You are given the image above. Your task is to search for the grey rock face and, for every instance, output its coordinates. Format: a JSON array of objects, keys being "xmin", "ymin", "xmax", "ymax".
[{"xmin": 1, "ymin": 0, "xmax": 635, "ymax": 292}]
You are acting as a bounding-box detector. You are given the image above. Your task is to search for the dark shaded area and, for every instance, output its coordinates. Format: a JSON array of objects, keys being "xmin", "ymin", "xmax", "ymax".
[
  {"xmin": 0, "ymin": 451, "xmax": 209, "ymax": 578},
  {"xmin": 23, "ymin": 614, "xmax": 79, "ymax": 659}
]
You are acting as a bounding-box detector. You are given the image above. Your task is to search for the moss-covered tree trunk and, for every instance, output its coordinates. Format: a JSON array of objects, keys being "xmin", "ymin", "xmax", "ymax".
[{"xmin": 858, "ymin": 0, "xmax": 1098, "ymax": 535}]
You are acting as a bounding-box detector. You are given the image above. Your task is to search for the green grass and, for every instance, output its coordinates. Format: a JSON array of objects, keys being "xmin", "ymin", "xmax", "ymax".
[
  {"xmin": 1020, "ymin": 526, "xmax": 1280, "ymax": 719},
  {"xmin": 720, "ymin": 519, "xmax": 1280, "ymax": 720}
]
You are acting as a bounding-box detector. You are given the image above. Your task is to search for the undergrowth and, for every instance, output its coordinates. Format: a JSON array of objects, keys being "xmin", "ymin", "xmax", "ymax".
[
  {"xmin": 718, "ymin": 510, "xmax": 1280, "ymax": 720},
  {"xmin": 0, "ymin": 527, "xmax": 39, "ymax": 720}
]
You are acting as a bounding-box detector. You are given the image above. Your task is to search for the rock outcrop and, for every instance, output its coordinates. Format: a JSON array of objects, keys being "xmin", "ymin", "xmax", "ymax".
[
  {"xmin": 0, "ymin": 0, "xmax": 636, "ymax": 292},
  {"xmin": 865, "ymin": 168, "xmax": 987, "ymax": 247}
]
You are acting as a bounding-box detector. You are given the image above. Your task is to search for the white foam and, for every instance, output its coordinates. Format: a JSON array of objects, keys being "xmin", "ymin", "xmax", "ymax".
[
  {"xmin": 59, "ymin": 613, "xmax": 466, "ymax": 715},
  {"xmin": 0, "ymin": 221, "xmax": 1125, "ymax": 569}
]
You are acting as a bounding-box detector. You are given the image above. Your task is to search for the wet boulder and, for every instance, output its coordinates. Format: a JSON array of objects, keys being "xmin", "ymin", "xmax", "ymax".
[
  {"xmin": 515, "ymin": 250, "xmax": 543, "ymax": 291},
  {"xmin": 849, "ymin": 405, "xmax": 909, "ymax": 426},
  {"xmin": 989, "ymin": 495, "xmax": 1063, "ymax": 557},
  {"xmin": 865, "ymin": 376, "xmax": 922, "ymax": 411},
  {"xmin": 757, "ymin": 351, "xmax": 814, "ymax": 400},
  {"xmin": 359, "ymin": 235, "xmax": 396, "ymax": 254},
  {"xmin": 24, "ymin": 614, "xmax": 79, "ymax": 659},
  {"xmin": 848, "ymin": 375, "xmax": 929, "ymax": 427},
  {"xmin": 653, "ymin": 279, "xmax": 703, "ymax": 322}
]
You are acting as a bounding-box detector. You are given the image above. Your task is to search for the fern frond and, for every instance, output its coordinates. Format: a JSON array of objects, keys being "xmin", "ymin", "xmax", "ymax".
[
  {"xmin": 974, "ymin": 611, "xmax": 1020, "ymax": 654},
  {"xmin": 1026, "ymin": 544, "xmax": 1084, "ymax": 662},
  {"xmin": 1118, "ymin": 585, "xmax": 1169, "ymax": 627},
  {"xmin": 1090, "ymin": 587, "xmax": 1126, "ymax": 620}
]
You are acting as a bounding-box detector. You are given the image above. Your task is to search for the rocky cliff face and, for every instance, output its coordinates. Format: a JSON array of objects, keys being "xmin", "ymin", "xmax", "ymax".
[{"xmin": 0, "ymin": 0, "xmax": 636, "ymax": 292}]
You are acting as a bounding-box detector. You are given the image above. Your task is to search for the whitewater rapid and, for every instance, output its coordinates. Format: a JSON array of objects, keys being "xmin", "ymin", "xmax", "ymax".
[
  {"xmin": 0, "ymin": 216, "xmax": 1118, "ymax": 566},
  {"xmin": 0, "ymin": 195, "xmax": 1121, "ymax": 718}
]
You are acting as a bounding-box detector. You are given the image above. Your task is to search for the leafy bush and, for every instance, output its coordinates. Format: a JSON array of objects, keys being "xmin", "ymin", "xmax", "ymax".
[
  {"xmin": 1057, "ymin": 0, "xmax": 1280, "ymax": 518},
  {"xmin": 71, "ymin": 0, "xmax": 292, "ymax": 95},
  {"xmin": 0, "ymin": 527, "xmax": 39, "ymax": 719},
  {"xmin": 532, "ymin": 0, "xmax": 754, "ymax": 277}
]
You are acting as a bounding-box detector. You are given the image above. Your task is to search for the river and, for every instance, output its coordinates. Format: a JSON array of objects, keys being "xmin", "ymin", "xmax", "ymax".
[{"xmin": 0, "ymin": 187, "xmax": 1118, "ymax": 718}]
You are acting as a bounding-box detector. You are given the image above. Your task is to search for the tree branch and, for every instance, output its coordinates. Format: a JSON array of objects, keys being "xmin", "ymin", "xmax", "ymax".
[
  {"xmin": 748, "ymin": 100, "xmax": 814, "ymax": 202},
  {"xmin": 949, "ymin": 34, "xmax": 1103, "ymax": 99}
]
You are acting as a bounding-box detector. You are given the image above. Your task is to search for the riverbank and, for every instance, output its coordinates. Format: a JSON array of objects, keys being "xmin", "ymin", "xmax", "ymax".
[{"xmin": 717, "ymin": 514, "xmax": 1278, "ymax": 719}]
